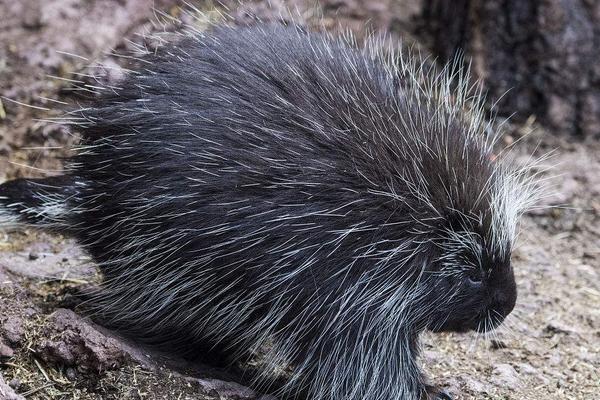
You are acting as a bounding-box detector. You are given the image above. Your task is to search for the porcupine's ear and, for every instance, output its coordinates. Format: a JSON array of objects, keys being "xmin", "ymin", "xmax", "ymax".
[{"xmin": 0, "ymin": 175, "xmax": 76, "ymax": 233}]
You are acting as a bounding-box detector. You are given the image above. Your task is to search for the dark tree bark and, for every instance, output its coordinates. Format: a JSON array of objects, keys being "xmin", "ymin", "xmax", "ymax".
[{"xmin": 418, "ymin": 0, "xmax": 600, "ymax": 138}]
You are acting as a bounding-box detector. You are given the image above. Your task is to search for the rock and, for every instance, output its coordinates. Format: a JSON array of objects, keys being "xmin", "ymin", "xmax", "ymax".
[
  {"xmin": 36, "ymin": 308, "xmax": 152, "ymax": 372},
  {"xmin": 0, "ymin": 339, "xmax": 14, "ymax": 358},
  {"xmin": 2, "ymin": 316, "xmax": 25, "ymax": 345},
  {"xmin": 0, "ymin": 372, "xmax": 25, "ymax": 400},
  {"xmin": 491, "ymin": 363, "xmax": 521, "ymax": 388},
  {"xmin": 34, "ymin": 309, "xmax": 269, "ymax": 398}
]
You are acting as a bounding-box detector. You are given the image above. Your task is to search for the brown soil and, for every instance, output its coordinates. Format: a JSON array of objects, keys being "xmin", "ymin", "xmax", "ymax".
[{"xmin": 1, "ymin": 1, "xmax": 598, "ymax": 399}]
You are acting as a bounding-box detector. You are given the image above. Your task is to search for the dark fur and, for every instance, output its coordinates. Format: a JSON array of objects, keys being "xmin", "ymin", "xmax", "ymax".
[{"xmin": 0, "ymin": 25, "xmax": 528, "ymax": 399}]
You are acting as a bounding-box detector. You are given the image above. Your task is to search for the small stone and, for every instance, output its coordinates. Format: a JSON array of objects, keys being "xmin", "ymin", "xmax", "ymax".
[
  {"xmin": 0, "ymin": 341, "xmax": 14, "ymax": 358},
  {"xmin": 8, "ymin": 379, "xmax": 20, "ymax": 390},
  {"xmin": 37, "ymin": 309, "xmax": 131, "ymax": 371},
  {"xmin": 0, "ymin": 143, "xmax": 11, "ymax": 156},
  {"xmin": 544, "ymin": 322, "xmax": 573, "ymax": 336},
  {"xmin": 3, "ymin": 316, "xmax": 26, "ymax": 344},
  {"xmin": 65, "ymin": 368, "xmax": 77, "ymax": 380},
  {"xmin": 22, "ymin": 6, "xmax": 43, "ymax": 29},
  {"xmin": 491, "ymin": 363, "xmax": 521, "ymax": 388},
  {"xmin": 463, "ymin": 376, "xmax": 486, "ymax": 393},
  {"xmin": 516, "ymin": 363, "xmax": 537, "ymax": 375}
]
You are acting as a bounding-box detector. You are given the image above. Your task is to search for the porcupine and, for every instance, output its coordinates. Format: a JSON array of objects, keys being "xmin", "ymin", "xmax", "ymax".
[{"xmin": 0, "ymin": 23, "xmax": 540, "ymax": 400}]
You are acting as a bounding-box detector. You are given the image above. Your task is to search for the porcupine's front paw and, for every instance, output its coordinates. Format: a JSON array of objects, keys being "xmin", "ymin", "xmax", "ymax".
[{"xmin": 425, "ymin": 385, "xmax": 454, "ymax": 400}]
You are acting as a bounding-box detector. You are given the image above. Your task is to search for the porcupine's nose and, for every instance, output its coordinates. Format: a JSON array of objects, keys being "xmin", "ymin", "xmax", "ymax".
[
  {"xmin": 493, "ymin": 288, "xmax": 516, "ymax": 318},
  {"xmin": 490, "ymin": 270, "xmax": 517, "ymax": 318}
]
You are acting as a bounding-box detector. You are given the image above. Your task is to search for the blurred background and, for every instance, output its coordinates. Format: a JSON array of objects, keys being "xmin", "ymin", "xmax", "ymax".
[{"xmin": 0, "ymin": 1, "xmax": 598, "ymax": 399}]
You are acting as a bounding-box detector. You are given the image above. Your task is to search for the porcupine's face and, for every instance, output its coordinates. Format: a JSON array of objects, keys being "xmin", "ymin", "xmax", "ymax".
[{"xmin": 424, "ymin": 223, "xmax": 518, "ymax": 333}]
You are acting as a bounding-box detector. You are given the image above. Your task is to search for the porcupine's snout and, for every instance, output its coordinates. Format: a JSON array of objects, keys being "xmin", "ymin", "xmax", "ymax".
[
  {"xmin": 426, "ymin": 254, "xmax": 519, "ymax": 334},
  {"xmin": 484, "ymin": 264, "xmax": 518, "ymax": 329}
]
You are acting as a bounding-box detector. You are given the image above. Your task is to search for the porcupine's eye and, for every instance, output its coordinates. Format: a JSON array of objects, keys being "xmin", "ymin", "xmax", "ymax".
[
  {"xmin": 425, "ymin": 264, "xmax": 487, "ymax": 333},
  {"xmin": 465, "ymin": 270, "xmax": 483, "ymax": 287}
]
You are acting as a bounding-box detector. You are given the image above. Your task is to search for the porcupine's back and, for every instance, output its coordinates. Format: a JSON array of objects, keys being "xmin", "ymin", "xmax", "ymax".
[{"xmin": 1, "ymin": 23, "xmax": 532, "ymax": 398}]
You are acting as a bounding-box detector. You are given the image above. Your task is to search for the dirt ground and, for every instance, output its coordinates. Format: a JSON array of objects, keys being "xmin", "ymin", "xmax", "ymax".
[{"xmin": 0, "ymin": 1, "xmax": 598, "ymax": 399}]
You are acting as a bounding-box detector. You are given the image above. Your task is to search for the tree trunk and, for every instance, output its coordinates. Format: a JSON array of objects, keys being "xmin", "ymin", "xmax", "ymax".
[{"xmin": 418, "ymin": 0, "xmax": 600, "ymax": 138}]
